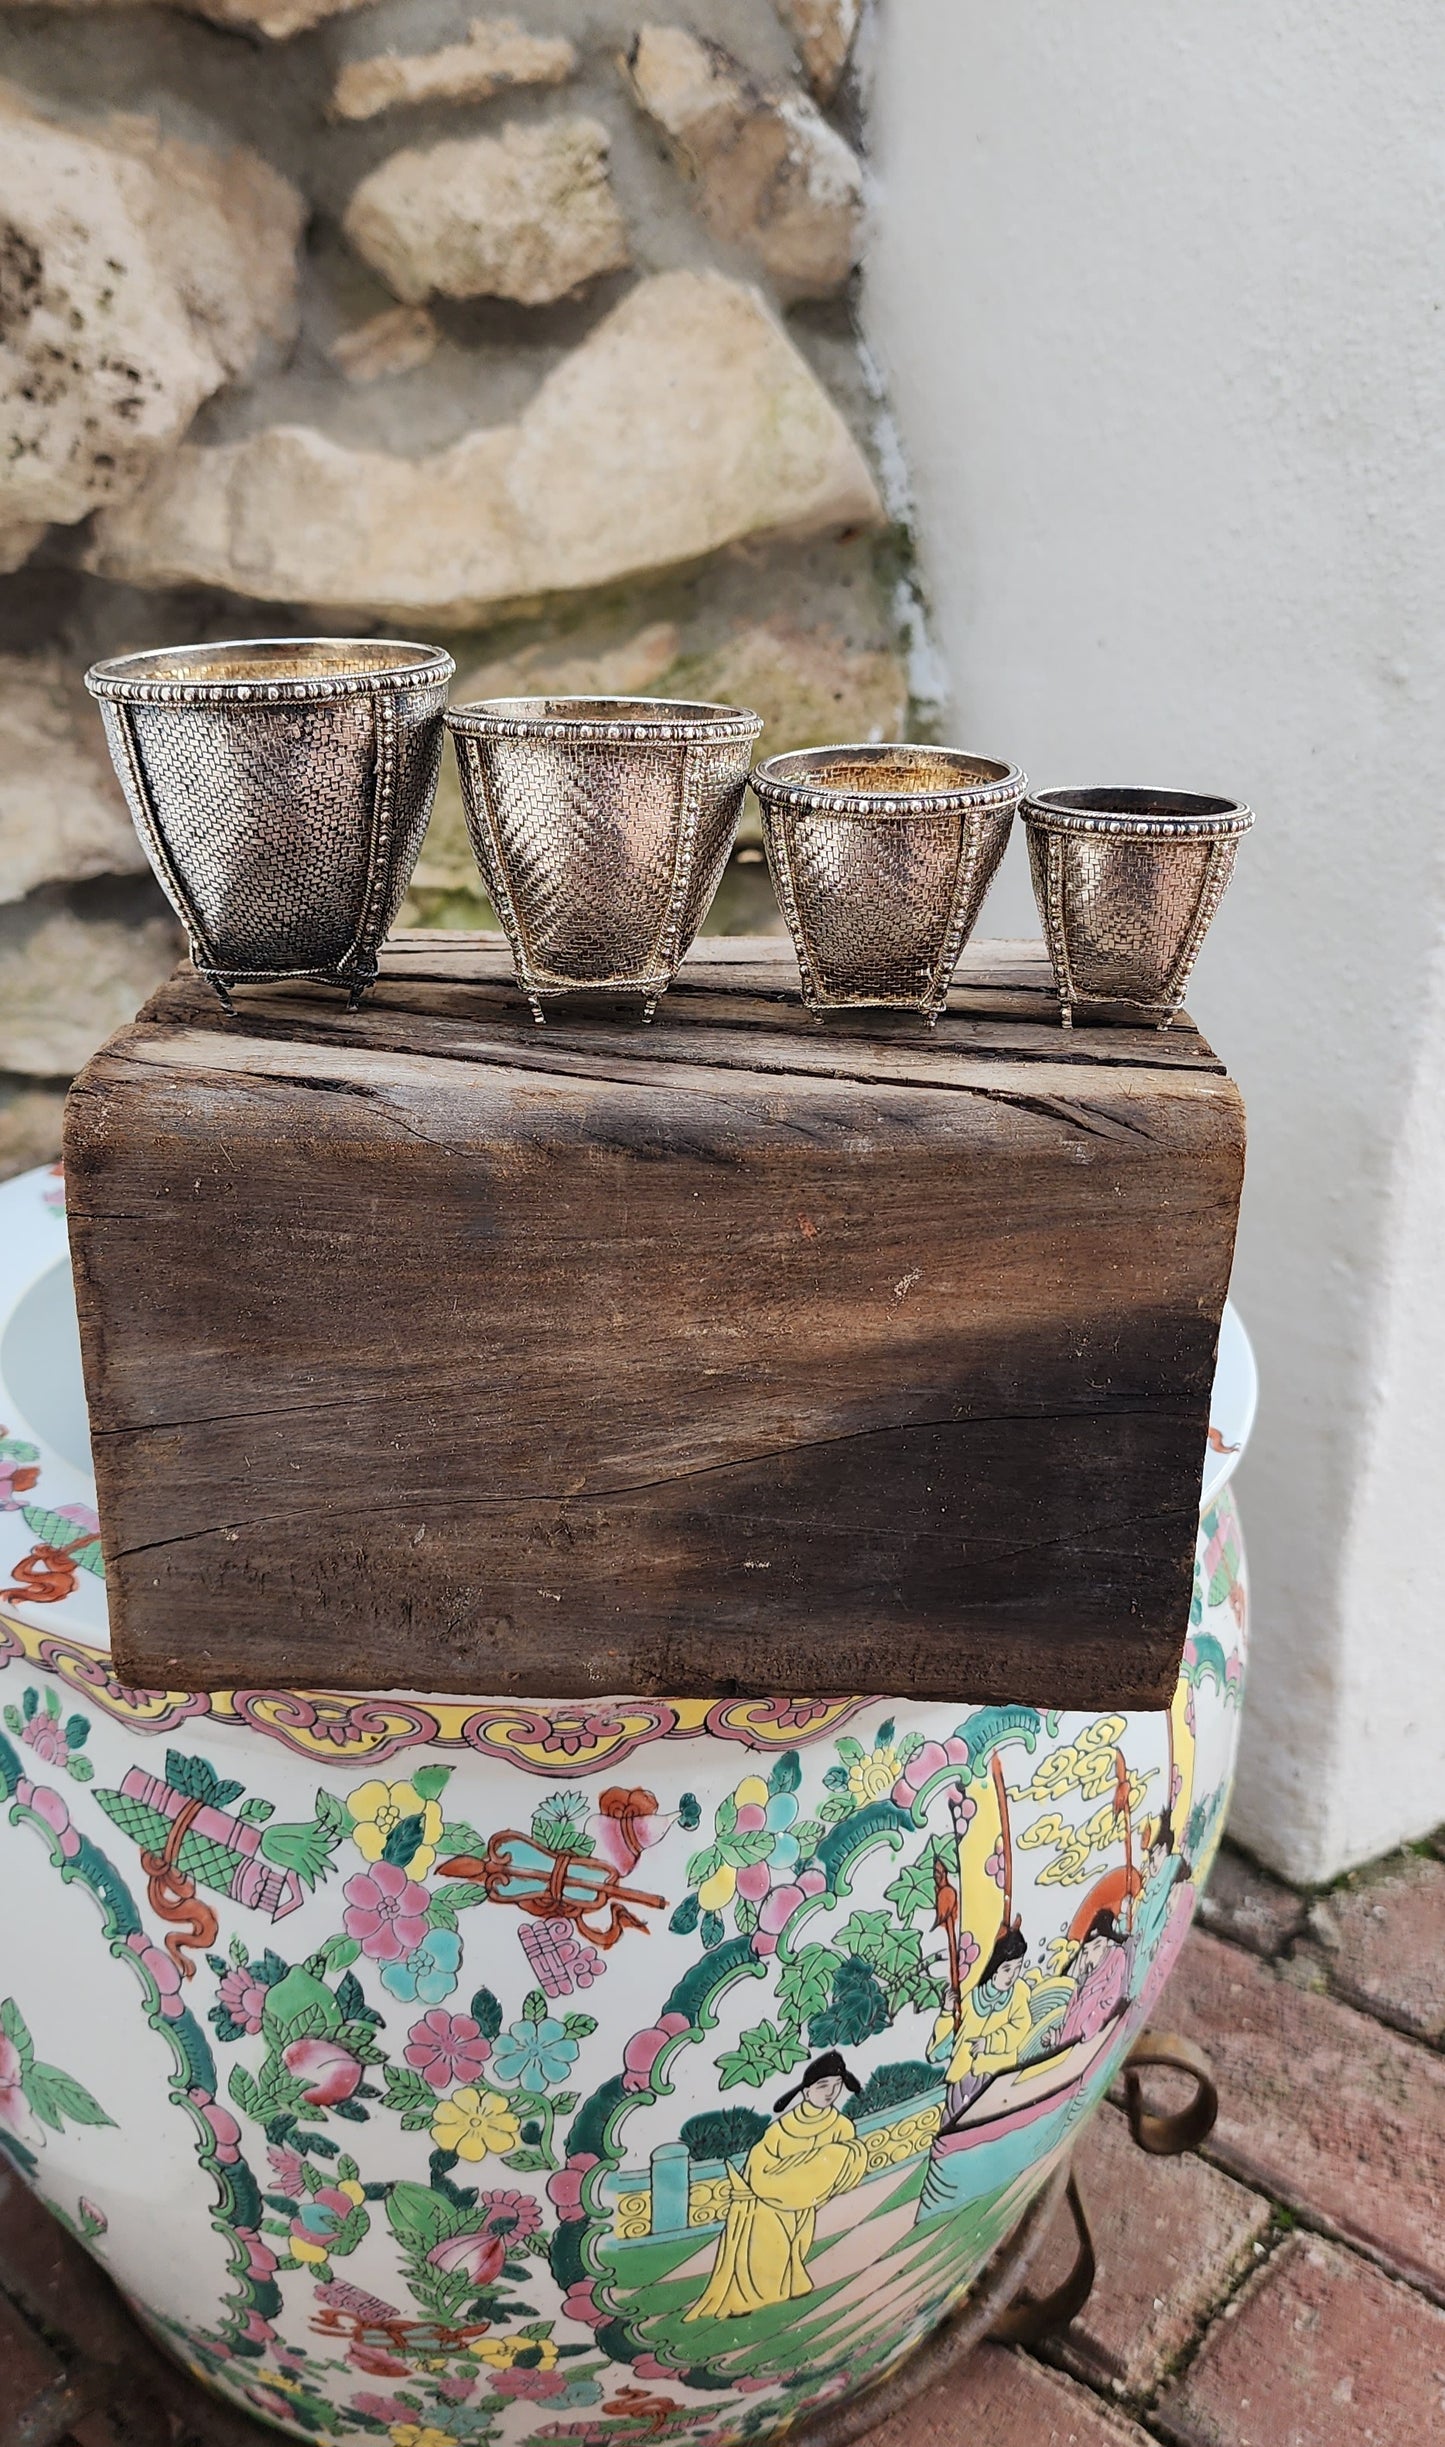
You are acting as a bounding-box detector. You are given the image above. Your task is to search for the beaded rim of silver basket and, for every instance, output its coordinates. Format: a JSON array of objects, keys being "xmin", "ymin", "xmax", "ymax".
[
  {"xmin": 84, "ymin": 638, "xmax": 455, "ymax": 1010},
  {"xmin": 85, "ymin": 637, "xmax": 455, "ymax": 702},
  {"xmin": 445, "ymin": 695, "xmax": 765, "ymax": 1022},
  {"xmin": 751, "ymin": 743, "xmax": 1026, "ymax": 1022},
  {"xmin": 1022, "ymin": 786, "xmax": 1255, "ymax": 840},
  {"xmin": 1022, "ymin": 786, "xmax": 1254, "ymax": 1029},
  {"xmin": 751, "ymin": 741, "xmax": 1026, "ymax": 820}
]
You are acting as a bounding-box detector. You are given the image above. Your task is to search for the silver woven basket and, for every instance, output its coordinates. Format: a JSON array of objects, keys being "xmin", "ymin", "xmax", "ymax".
[
  {"xmin": 446, "ymin": 696, "xmax": 763, "ymax": 1021},
  {"xmin": 85, "ymin": 638, "xmax": 454, "ymax": 1009},
  {"xmin": 751, "ymin": 743, "xmax": 1026, "ymax": 1020},
  {"xmin": 1023, "ymin": 787, "xmax": 1254, "ymax": 1027}
]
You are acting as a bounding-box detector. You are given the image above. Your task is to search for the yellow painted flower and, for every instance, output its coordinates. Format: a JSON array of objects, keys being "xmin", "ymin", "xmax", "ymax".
[
  {"xmin": 347, "ymin": 1778, "xmax": 443, "ymax": 1876},
  {"xmin": 391, "ymin": 2427, "xmax": 456, "ymax": 2447},
  {"xmin": 847, "ymin": 1744, "xmax": 903, "ymax": 1806},
  {"xmin": 733, "ymin": 1775, "xmax": 770, "ymax": 1809},
  {"xmin": 697, "ymin": 1861, "xmax": 737, "ymax": 1912},
  {"xmin": 471, "ymin": 2335, "xmax": 560, "ymax": 2371},
  {"xmin": 429, "ymin": 2086, "xmax": 520, "ymax": 2163}
]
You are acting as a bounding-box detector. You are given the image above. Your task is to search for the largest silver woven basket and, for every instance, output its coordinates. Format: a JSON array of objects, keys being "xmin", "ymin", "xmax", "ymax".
[
  {"xmin": 446, "ymin": 696, "xmax": 763, "ymax": 1020},
  {"xmin": 85, "ymin": 638, "xmax": 454, "ymax": 1007},
  {"xmin": 751, "ymin": 743, "xmax": 1026, "ymax": 1020}
]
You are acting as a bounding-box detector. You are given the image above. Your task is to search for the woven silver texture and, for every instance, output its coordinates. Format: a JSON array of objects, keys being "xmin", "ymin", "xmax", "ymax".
[
  {"xmin": 1023, "ymin": 787, "xmax": 1254, "ymax": 1027},
  {"xmin": 446, "ymin": 696, "xmax": 763, "ymax": 1020},
  {"xmin": 85, "ymin": 638, "xmax": 454, "ymax": 1008},
  {"xmin": 751, "ymin": 743, "xmax": 1026, "ymax": 1020}
]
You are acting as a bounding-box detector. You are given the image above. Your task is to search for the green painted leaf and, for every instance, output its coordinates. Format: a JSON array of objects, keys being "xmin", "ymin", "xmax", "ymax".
[
  {"xmin": 775, "ymin": 1945, "xmax": 839, "ymax": 2034},
  {"xmin": 23, "ymin": 2063, "xmax": 113, "ymax": 2130},
  {"xmin": 884, "ymin": 1837, "xmax": 944, "ymax": 1925},
  {"xmin": 561, "ymin": 2013, "xmax": 597, "ymax": 2040},
  {"xmin": 716, "ymin": 2020, "xmax": 806, "ymax": 2093},
  {"xmin": 767, "ymin": 1751, "xmax": 802, "ymax": 1795},
  {"xmin": 0, "ymin": 2000, "xmax": 33, "ymax": 2075},
  {"xmin": 381, "ymin": 1811, "xmax": 427, "ymax": 1869},
  {"xmin": 470, "ymin": 1988, "xmax": 503, "ymax": 2040},
  {"xmin": 809, "ymin": 1954, "xmax": 890, "ymax": 2048},
  {"xmin": 669, "ymin": 1892, "xmax": 700, "ymax": 1935},
  {"xmin": 229, "ymin": 2065, "xmax": 263, "ymax": 2120},
  {"xmin": 411, "ymin": 1764, "xmax": 452, "ymax": 1802}
]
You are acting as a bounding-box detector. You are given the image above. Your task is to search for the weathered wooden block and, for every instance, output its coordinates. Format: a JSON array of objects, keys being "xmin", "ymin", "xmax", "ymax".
[{"xmin": 63, "ymin": 934, "xmax": 1244, "ymax": 1705}]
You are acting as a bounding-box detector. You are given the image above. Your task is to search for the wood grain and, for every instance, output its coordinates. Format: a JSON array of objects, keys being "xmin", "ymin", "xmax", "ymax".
[{"xmin": 63, "ymin": 935, "xmax": 1245, "ymax": 1705}]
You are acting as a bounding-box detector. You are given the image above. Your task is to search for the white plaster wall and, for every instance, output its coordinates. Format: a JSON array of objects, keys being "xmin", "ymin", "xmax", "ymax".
[{"xmin": 862, "ymin": 0, "xmax": 1445, "ymax": 1880}]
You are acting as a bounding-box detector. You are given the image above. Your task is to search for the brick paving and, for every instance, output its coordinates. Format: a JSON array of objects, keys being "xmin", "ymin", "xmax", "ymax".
[{"xmin": 1, "ymin": 1839, "xmax": 1442, "ymax": 2447}]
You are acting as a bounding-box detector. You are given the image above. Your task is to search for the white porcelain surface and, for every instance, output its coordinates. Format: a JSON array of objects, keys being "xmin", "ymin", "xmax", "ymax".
[{"xmin": 0, "ymin": 1163, "xmax": 1251, "ymax": 2445}]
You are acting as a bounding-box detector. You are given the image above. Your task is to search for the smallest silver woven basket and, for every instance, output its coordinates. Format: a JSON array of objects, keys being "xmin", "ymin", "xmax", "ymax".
[
  {"xmin": 85, "ymin": 637, "xmax": 454, "ymax": 1009},
  {"xmin": 751, "ymin": 743, "xmax": 1026, "ymax": 1021},
  {"xmin": 446, "ymin": 696, "xmax": 763, "ymax": 1022},
  {"xmin": 1023, "ymin": 787, "xmax": 1255, "ymax": 1027}
]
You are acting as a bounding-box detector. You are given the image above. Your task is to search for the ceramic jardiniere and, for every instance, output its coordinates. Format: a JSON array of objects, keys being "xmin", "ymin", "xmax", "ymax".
[{"xmin": 0, "ymin": 1161, "xmax": 1253, "ymax": 2447}]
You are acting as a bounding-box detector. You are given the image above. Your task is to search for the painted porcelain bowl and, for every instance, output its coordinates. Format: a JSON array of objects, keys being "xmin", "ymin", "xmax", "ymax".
[{"xmin": 0, "ymin": 1161, "xmax": 1255, "ymax": 2447}]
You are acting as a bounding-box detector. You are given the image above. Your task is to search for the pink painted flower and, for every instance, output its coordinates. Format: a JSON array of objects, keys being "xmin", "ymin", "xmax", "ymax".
[
  {"xmin": 477, "ymin": 2188, "xmax": 542, "ymax": 2241},
  {"xmin": 218, "ymin": 1966, "xmax": 270, "ymax": 2034},
  {"xmin": 621, "ymin": 2012, "xmax": 688, "ymax": 2093},
  {"xmin": 437, "ymin": 2371, "xmax": 477, "ymax": 2402},
  {"xmin": 492, "ymin": 2363, "xmax": 568, "ymax": 2400},
  {"xmin": 282, "ymin": 2034, "xmax": 364, "ymax": 2108},
  {"xmin": 548, "ymin": 2153, "xmax": 599, "ymax": 2222},
  {"xmin": 342, "ymin": 1862, "xmax": 430, "ymax": 1961},
  {"xmin": 350, "ymin": 2393, "xmax": 414, "ymax": 2425},
  {"xmin": 428, "ymin": 2228, "xmax": 506, "ymax": 2286},
  {"xmin": 561, "ymin": 2279, "xmax": 606, "ymax": 2328},
  {"xmin": 267, "ymin": 2144, "xmax": 306, "ymax": 2198},
  {"xmin": 404, "ymin": 2007, "xmax": 492, "ymax": 2091},
  {"xmin": 21, "ymin": 1714, "xmax": 68, "ymax": 1767},
  {"xmin": 192, "ymin": 2091, "xmax": 242, "ymax": 2163},
  {"xmin": 0, "ymin": 2032, "xmax": 37, "ymax": 2147}
]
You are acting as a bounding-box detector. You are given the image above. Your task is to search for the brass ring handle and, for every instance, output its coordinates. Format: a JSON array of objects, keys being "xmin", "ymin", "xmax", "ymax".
[
  {"xmin": 988, "ymin": 2173, "xmax": 1096, "ymax": 2346},
  {"xmin": 1123, "ymin": 2028, "xmax": 1219, "ymax": 2155}
]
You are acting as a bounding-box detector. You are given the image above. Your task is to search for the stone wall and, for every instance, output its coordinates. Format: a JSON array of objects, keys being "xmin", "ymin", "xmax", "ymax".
[{"xmin": 0, "ymin": 0, "xmax": 922, "ymax": 1178}]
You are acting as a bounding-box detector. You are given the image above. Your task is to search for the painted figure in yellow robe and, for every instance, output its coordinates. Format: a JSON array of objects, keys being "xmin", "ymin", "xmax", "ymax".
[
  {"xmin": 931, "ymin": 1920, "xmax": 1033, "ymax": 2122},
  {"xmin": 685, "ymin": 2052, "xmax": 869, "ymax": 2322}
]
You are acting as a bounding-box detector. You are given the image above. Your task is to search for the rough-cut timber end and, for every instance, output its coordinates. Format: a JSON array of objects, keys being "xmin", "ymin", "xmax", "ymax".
[{"xmin": 63, "ymin": 935, "xmax": 1245, "ymax": 1706}]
